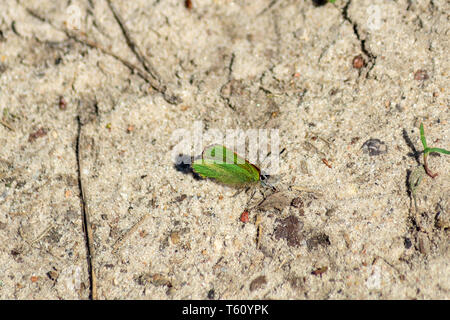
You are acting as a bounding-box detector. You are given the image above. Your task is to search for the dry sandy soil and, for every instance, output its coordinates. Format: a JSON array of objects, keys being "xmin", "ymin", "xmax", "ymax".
[{"xmin": 0, "ymin": 0, "xmax": 448, "ymax": 299}]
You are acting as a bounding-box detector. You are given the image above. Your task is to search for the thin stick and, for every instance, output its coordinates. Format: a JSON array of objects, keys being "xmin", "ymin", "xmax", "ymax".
[
  {"xmin": 291, "ymin": 185, "xmax": 323, "ymax": 196},
  {"xmin": 112, "ymin": 213, "xmax": 150, "ymax": 253},
  {"xmin": 30, "ymin": 224, "xmax": 54, "ymax": 245},
  {"xmin": 19, "ymin": 224, "xmax": 53, "ymax": 252},
  {"xmin": 0, "ymin": 119, "xmax": 14, "ymax": 131}
]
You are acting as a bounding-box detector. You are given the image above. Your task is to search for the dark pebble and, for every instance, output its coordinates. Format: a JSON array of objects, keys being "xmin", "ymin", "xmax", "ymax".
[{"xmin": 361, "ymin": 139, "xmax": 388, "ymax": 156}]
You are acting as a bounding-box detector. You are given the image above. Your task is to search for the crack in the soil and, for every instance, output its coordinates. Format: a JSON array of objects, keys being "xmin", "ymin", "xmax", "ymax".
[
  {"xmin": 76, "ymin": 116, "xmax": 97, "ymax": 300},
  {"xmin": 106, "ymin": 0, "xmax": 160, "ymax": 82},
  {"xmin": 220, "ymin": 52, "xmax": 236, "ymax": 111},
  {"xmin": 22, "ymin": 4, "xmax": 180, "ymax": 105},
  {"xmin": 342, "ymin": 0, "xmax": 377, "ymax": 78},
  {"xmin": 105, "ymin": 0, "xmax": 181, "ymax": 105},
  {"xmin": 257, "ymin": 0, "xmax": 280, "ymax": 17},
  {"xmin": 227, "ymin": 52, "xmax": 235, "ymax": 80}
]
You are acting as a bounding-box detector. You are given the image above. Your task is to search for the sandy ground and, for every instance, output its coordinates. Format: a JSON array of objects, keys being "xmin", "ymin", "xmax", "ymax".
[{"xmin": 0, "ymin": 0, "xmax": 448, "ymax": 299}]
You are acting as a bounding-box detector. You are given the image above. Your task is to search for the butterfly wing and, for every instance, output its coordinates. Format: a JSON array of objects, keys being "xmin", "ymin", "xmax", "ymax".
[{"xmin": 192, "ymin": 145, "xmax": 260, "ymax": 185}]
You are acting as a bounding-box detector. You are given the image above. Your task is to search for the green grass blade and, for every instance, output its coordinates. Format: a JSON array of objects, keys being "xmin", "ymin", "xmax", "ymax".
[
  {"xmin": 419, "ymin": 123, "xmax": 427, "ymax": 149},
  {"xmin": 426, "ymin": 147, "xmax": 450, "ymax": 155}
]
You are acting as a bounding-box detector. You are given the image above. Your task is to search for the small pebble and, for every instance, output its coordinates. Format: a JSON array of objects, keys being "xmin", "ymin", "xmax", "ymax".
[
  {"xmin": 351, "ymin": 137, "xmax": 360, "ymax": 145},
  {"xmin": 58, "ymin": 96, "xmax": 67, "ymax": 110},
  {"xmin": 175, "ymin": 194, "xmax": 187, "ymax": 202},
  {"xmin": 28, "ymin": 128, "xmax": 47, "ymax": 142},
  {"xmin": 404, "ymin": 237, "xmax": 412, "ymax": 249},
  {"xmin": 290, "ymin": 197, "xmax": 303, "ymax": 209},
  {"xmin": 137, "ymin": 273, "xmax": 172, "ymax": 287},
  {"xmin": 139, "ymin": 230, "xmax": 148, "ymax": 238},
  {"xmin": 312, "ymin": 266, "xmax": 328, "ymax": 276},
  {"xmin": 352, "ymin": 55, "xmax": 365, "ymax": 69},
  {"xmin": 417, "ymin": 233, "xmax": 430, "ymax": 254},
  {"xmin": 361, "ymin": 139, "xmax": 388, "ymax": 156},
  {"xmin": 414, "ymin": 69, "xmax": 429, "ymax": 81},
  {"xmin": 240, "ymin": 210, "xmax": 249, "ymax": 223}
]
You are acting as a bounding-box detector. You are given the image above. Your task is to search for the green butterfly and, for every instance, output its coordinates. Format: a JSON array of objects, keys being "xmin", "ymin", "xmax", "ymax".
[{"xmin": 192, "ymin": 145, "xmax": 273, "ymax": 189}]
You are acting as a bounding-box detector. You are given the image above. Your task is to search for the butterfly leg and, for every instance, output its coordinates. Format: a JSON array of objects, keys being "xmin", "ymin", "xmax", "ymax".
[
  {"xmin": 232, "ymin": 187, "xmax": 249, "ymax": 198},
  {"xmin": 244, "ymin": 188, "xmax": 259, "ymax": 208}
]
